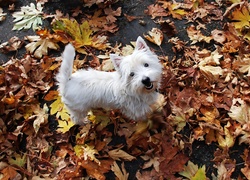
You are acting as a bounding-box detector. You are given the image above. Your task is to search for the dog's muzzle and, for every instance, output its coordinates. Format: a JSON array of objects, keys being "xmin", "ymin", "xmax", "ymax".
[{"xmin": 142, "ymin": 77, "xmax": 154, "ymax": 90}]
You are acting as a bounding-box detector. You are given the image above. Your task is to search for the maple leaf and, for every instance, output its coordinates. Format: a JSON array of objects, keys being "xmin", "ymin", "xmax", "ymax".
[
  {"xmin": 168, "ymin": 104, "xmax": 187, "ymax": 132},
  {"xmin": 231, "ymin": 4, "xmax": 250, "ymax": 30},
  {"xmin": 53, "ymin": 19, "xmax": 92, "ymax": 48},
  {"xmin": 158, "ymin": 136, "xmax": 189, "ymax": 179},
  {"xmin": 179, "ymin": 161, "xmax": 206, "ymax": 180},
  {"xmin": 108, "ymin": 148, "xmax": 136, "ymax": 161},
  {"xmin": 8, "ymin": 153, "xmax": 26, "ymax": 168},
  {"xmin": 12, "ymin": 3, "xmax": 43, "ymax": 31},
  {"xmin": 74, "ymin": 144, "xmax": 100, "ymax": 165},
  {"xmin": 111, "ymin": 161, "xmax": 129, "ymax": 180},
  {"xmin": 46, "ymin": 91, "xmax": 70, "ymax": 120},
  {"xmin": 0, "ymin": 166, "xmax": 20, "ymax": 180},
  {"xmin": 25, "ymin": 35, "xmax": 59, "ymax": 59},
  {"xmin": 228, "ymin": 98, "xmax": 250, "ymax": 125},
  {"xmin": 144, "ymin": 28, "xmax": 164, "ymax": 46},
  {"xmin": 197, "ymin": 106, "xmax": 221, "ymax": 127},
  {"xmin": 28, "ymin": 103, "xmax": 49, "ymax": 134},
  {"xmin": 233, "ymin": 55, "xmax": 250, "ymax": 76},
  {"xmin": 104, "ymin": 7, "xmax": 121, "ymax": 23},
  {"xmin": 187, "ymin": 25, "xmax": 212, "ymax": 44},
  {"xmin": 198, "ymin": 49, "xmax": 224, "ymax": 77},
  {"xmin": 91, "ymin": 35, "xmax": 110, "ymax": 50},
  {"xmin": 45, "ymin": 90, "xmax": 74, "ymax": 133},
  {"xmin": 215, "ymin": 159, "xmax": 236, "ymax": 180},
  {"xmin": 0, "ymin": 36, "xmax": 24, "ymax": 53},
  {"xmin": 87, "ymin": 9, "xmax": 106, "ymax": 29},
  {"xmin": 216, "ymin": 122, "xmax": 235, "ymax": 148},
  {"xmin": 145, "ymin": 4, "xmax": 169, "ymax": 19},
  {"xmin": 160, "ymin": 1, "xmax": 187, "ymax": 20},
  {"xmin": 142, "ymin": 156, "xmax": 160, "ymax": 172}
]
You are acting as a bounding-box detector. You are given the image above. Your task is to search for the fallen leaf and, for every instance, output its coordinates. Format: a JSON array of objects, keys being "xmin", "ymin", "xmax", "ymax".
[
  {"xmin": 216, "ymin": 159, "xmax": 235, "ymax": 180},
  {"xmin": 12, "ymin": 2, "xmax": 43, "ymax": 31},
  {"xmin": 29, "ymin": 103, "xmax": 49, "ymax": 134},
  {"xmin": 111, "ymin": 161, "xmax": 129, "ymax": 180},
  {"xmin": 142, "ymin": 156, "xmax": 160, "ymax": 172},
  {"xmin": 108, "ymin": 148, "xmax": 136, "ymax": 161},
  {"xmin": 187, "ymin": 25, "xmax": 212, "ymax": 44},
  {"xmin": 228, "ymin": 98, "xmax": 250, "ymax": 125},
  {"xmin": 145, "ymin": 4, "xmax": 169, "ymax": 19},
  {"xmin": 144, "ymin": 28, "xmax": 163, "ymax": 46},
  {"xmin": 216, "ymin": 122, "xmax": 235, "ymax": 148},
  {"xmin": 160, "ymin": 1, "xmax": 187, "ymax": 20},
  {"xmin": 104, "ymin": 7, "xmax": 121, "ymax": 23},
  {"xmin": 0, "ymin": 166, "xmax": 20, "ymax": 180},
  {"xmin": 179, "ymin": 161, "xmax": 206, "ymax": 180},
  {"xmin": 8, "ymin": 153, "xmax": 26, "ymax": 168},
  {"xmin": 25, "ymin": 35, "xmax": 59, "ymax": 59},
  {"xmin": 74, "ymin": 144, "xmax": 100, "ymax": 165},
  {"xmin": 231, "ymin": 4, "xmax": 250, "ymax": 30}
]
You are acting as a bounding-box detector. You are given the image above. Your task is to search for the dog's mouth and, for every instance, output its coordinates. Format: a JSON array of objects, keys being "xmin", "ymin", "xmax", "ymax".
[{"xmin": 145, "ymin": 82, "xmax": 154, "ymax": 90}]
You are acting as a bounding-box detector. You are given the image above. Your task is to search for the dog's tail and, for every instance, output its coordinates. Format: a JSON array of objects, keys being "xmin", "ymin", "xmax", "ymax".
[{"xmin": 56, "ymin": 44, "xmax": 75, "ymax": 95}]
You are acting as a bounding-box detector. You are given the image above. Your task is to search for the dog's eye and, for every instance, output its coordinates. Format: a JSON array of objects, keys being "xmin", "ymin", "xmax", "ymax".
[
  {"xmin": 130, "ymin": 72, "xmax": 135, "ymax": 77},
  {"xmin": 144, "ymin": 63, "xmax": 149, "ymax": 67}
]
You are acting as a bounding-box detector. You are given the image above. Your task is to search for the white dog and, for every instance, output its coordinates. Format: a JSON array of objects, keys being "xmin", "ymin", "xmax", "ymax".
[{"xmin": 56, "ymin": 36, "xmax": 162, "ymax": 125}]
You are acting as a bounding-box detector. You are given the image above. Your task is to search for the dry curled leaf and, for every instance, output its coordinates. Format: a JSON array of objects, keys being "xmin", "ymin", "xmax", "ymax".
[
  {"xmin": 144, "ymin": 28, "xmax": 163, "ymax": 46},
  {"xmin": 25, "ymin": 35, "xmax": 59, "ymax": 58}
]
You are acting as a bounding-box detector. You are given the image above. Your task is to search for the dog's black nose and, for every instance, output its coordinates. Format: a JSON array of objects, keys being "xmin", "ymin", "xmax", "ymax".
[{"xmin": 142, "ymin": 77, "xmax": 151, "ymax": 86}]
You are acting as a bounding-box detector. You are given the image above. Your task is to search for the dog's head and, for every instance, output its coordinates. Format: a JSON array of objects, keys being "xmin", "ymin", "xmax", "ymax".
[{"xmin": 110, "ymin": 36, "xmax": 162, "ymax": 94}]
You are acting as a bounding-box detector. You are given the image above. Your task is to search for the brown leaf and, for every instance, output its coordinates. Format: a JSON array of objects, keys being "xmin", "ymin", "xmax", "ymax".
[
  {"xmin": 111, "ymin": 161, "xmax": 129, "ymax": 180},
  {"xmin": 145, "ymin": 4, "xmax": 169, "ymax": 19},
  {"xmin": 108, "ymin": 148, "xmax": 136, "ymax": 161},
  {"xmin": 104, "ymin": 7, "xmax": 121, "ymax": 23},
  {"xmin": 0, "ymin": 36, "xmax": 24, "ymax": 53}
]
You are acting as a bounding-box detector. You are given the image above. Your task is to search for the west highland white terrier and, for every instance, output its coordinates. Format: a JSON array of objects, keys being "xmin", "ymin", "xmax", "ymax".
[{"xmin": 56, "ymin": 36, "xmax": 162, "ymax": 125}]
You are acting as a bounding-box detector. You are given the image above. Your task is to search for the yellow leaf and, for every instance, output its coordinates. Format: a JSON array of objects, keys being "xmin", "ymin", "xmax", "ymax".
[
  {"xmin": 179, "ymin": 161, "xmax": 206, "ymax": 180},
  {"xmin": 57, "ymin": 119, "xmax": 74, "ymax": 133},
  {"xmin": 74, "ymin": 144, "xmax": 100, "ymax": 165},
  {"xmin": 49, "ymin": 93, "xmax": 70, "ymax": 121},
  {"xmin": 231, "ymin": 5, "xmax": 250, "ymax": 29},
  {"xmin": 46, "ymin": 91, "xmax": 73, "ymax": 133},
  {"xmin": 53, "ymin": 19, "xmax": 92, "ymax": 49},
  {"xmin": 74, "ymin": 144, "xmax": 84, "ymax": 157},
  {"xmin": 216, "ymin": 122, "xmax": 235, "ymax": 148}
]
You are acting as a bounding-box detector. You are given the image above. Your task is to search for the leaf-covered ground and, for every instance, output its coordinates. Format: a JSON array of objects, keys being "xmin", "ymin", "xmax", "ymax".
[{"xmin": 1, "ymin": 0, "xmax": 250, "ymax": 179}]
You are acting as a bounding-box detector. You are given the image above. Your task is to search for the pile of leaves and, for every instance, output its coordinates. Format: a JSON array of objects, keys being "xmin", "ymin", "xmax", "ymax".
[{"xmin": 1, "ymin": 0, "xmax": 250, "ymax": 179}]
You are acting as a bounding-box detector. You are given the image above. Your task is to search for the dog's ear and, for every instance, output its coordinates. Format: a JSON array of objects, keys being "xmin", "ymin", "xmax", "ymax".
[
  {"xmin": 135, "ymin": 36, "xmax": 149, "ymax": 51},
  {"xmin": 110, "ymin": 54, "xmax": 123, "ymax": 70}
]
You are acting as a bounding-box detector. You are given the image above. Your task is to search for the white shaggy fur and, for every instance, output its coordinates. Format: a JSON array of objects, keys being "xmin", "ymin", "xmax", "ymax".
[{"xmin": 56, "ymin": 36, "xmax": 162, "ymax": 125}]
